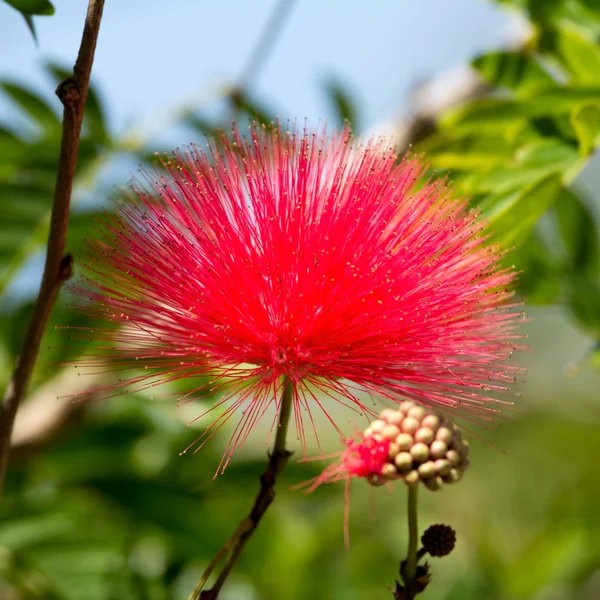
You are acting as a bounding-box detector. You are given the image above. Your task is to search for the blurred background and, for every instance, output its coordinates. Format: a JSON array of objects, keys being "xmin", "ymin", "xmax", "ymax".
[{"xmin": 1, "ymin": 0, "xmax": 600, "ymax": 598}]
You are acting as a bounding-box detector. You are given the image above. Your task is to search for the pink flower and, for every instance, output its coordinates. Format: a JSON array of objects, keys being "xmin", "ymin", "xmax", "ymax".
[
  {"xmin": 70, "ymin": 123, "xmax": 522, "ymax": 469},
  {"xmin": 314, "ymin": 435, "xmax": 391, "ymax": 484}
]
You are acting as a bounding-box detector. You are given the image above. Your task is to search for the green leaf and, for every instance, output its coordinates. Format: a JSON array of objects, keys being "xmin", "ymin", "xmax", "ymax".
[
  {"xmin": 3, "ymin": 0, "xmax": 54, "ymax": 15},
  {"xmin": 579, "ymin": 0, "xmax": 600, "ymax": 12},
  {"xmin": 324, "ymin": 79, "xmax": 359, "ymax": 129},
  {"xmin": 462, "ymin": 165, "xmax": 556, "ymax": 195},
  {"xmin": 529, "ymin": 114, "xmax": 578, "ymax": 144},
  {"xmin": 515, "ymin": 139, "xmax": 580, "ymax": 169},
  {"xmin": 472, "ymin": 50, "xmax": 555, "ymax": 94},
  {"xmin": 21, "ymin": 12, "xmax": 38, "ymax": 43},
  {"xmin": 442, "ymin": 98, "xmax": 527, "ymax": 132},
  {"xmin": 534, "ymin": 85, "xmax": 600, "ymax": 111},
  {"xmin": 0, "ymin": 125, "xmax": 26, "ymax": 158},
  {"xmin": 554, "ymin": 26, "xmax": 600, "ymax": 82},
  {"xmin": 0, "ymin": 81, "xmax": 60, "ymax": 132},
  {"xmin": 460, "ymin": 140, "xmax": 578, "ymax": 195},
  {"xmin": 527, "ymin": 0, "xmax": 566, "ymax": 24},
  {"xmin": 418, "ymin": 133, "xmax": 514, "ymax": 170},
  {"xmin": 511, "ymin": 234, "xmax": 562, "ymax": 304},
  {"xmin": 562, "ymin": 3, "xmax": 600, "ymax": 37},
  {"xmin": 484, "ymin": 172, "xmax": 563, "ymax": 247},
  {"xmin": 566, "ymin": 274, "xmax": 600, "ymax": 333},
  {"xmin": 554, "ymin": 187, "xmax": 599, "ymax": 276},
  {"xmin": 570, "ymin": 101, "xmax": 600, "ymax": 155},
  {"xmin": 229, "ymin": 91, "xmax": 274, "ymax": 126},
  {"xmin": 0, "ymin": 70, "xmax": 113, "ymax": 297},
  {"xmin": 446, "ymin": 87, "xmax": 600, "ymax": 133},
  {"xmin": 589, "ymin": 341, "xmax": 600, "ymax": 372}
]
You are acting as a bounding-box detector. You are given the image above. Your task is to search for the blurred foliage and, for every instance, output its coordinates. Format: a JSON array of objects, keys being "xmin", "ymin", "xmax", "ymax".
[
  {"xmin": 2, "ymin": 0, "xmax": 55, "ymax": 43},
  {"xmin": 0, "ymin": 0, "xmax": 600, "ymax": 599},
  {"xmin": 413, "ymin": 0, "xmax": 600, "ymax": 349},
  {"xmin": 1, "ymin": 393, "xmax": 599, "ymax": 600},
  {"xmin": 324, "ymin": 78, "xmax": 360, "ymax": 131}
]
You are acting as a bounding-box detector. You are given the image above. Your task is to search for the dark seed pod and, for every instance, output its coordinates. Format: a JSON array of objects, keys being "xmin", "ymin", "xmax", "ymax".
[{"xmin": 421, "ymin": 524, "xmax": 456, "ymax": 557}]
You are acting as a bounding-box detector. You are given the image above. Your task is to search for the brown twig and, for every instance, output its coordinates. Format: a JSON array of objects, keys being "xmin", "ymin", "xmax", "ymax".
[
  {"xmin": 190, "ymin": 380, "xmax": 294, "ymax": 600},
  {"xmin": 199, "ymin": 446, "xmax": 292, "ymax": 600},
  {"xmin": 0, "ymin": 0, "xmax": 105, "ymax": 501}
]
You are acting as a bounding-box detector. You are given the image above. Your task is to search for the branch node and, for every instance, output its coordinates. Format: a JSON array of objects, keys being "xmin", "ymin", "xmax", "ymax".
[
  {"xmin": 56, "ymin": 78, "xmax": 81, "ymax": 106},
  {"xmin": 59, "ymin": 254, "xmax": 74, "ymax": 281}
]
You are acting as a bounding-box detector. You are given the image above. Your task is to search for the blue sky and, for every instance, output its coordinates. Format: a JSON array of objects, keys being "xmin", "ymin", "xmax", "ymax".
[{"xmin": 0, "ymin": 0, "xmax": 511, "ymax": 138}]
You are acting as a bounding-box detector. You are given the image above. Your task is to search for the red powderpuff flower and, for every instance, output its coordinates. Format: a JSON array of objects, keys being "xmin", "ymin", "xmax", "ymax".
[{"xmin": 70, "ymin": 123, "xmax": 522, "ymax": 471}]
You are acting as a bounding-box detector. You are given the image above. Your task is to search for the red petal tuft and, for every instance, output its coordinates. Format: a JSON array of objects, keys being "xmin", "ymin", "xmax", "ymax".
[{"xmin": 68, "ymin": 122, "xmax": 524, "ymax": 468}]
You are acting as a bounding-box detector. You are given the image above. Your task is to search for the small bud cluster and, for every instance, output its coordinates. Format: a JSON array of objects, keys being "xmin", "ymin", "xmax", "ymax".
[{"xmin": 364, "ymin": 402, "xmax": 470, "ymax": 490}]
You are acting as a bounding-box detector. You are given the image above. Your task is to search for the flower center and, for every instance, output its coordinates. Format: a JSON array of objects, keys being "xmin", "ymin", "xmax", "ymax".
[{"xmin": 272, "ymin": 346, "xmax": 288, "ymax": 364}]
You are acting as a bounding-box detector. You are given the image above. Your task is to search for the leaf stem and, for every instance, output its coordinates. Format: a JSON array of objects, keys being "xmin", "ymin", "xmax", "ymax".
[
  {"xmin": 0, "ymin": 0, "xmax": 105, "ymax": 502},
  {"xmin": 191, "ymin": 377, "xmax": 294, "ymax": 600}
]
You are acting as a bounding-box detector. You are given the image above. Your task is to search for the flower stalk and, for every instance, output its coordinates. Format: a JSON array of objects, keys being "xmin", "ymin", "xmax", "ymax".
[
  {"xmin": 191, "ymin": 378, "xmax": 294, "ymax": 600},
  {"xmin": 402, "ymin": 484, "xmax": 420, "ymax": 599}
]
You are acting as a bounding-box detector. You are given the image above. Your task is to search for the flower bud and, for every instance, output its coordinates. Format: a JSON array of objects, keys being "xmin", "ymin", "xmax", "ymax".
[
  {"xmin": 434, "ymin": 458, "xmax": 451, "ymax": 476},
  {"xmin": 401, "ymin": 417, "xmax": 420, "ymax": 435},
  {"xmin": 394, "ymin": 452, "xmax": 413, "ymax": 473},
  {"xmin": 410, "ymin": 442, "xmax": 430, "ymax": 463},
  {"xmin": 417, "ymin": 461, "xmax": 436, "ymax": 480},
  {"xmin": 415, "ymin": 427, "xmax": 434, "ymax": 445},
  {"xmin": 430, "ymin": 440, "xmax": 448, "ymax": 460},
  {"xmin": 395, "ymin": 432, "xmax": 413, "ymax": 451},
  {"xmin": 387, "ymin": 411, "xmax": 405, "ymax": 427},
  {"xmin": 405, "ymin": 469, "xmax": 420, "ymax": 485},
  {"xmin": 388, "ymin": 442, "xmax": 400, "ymax": 460},
  {"xmin": 399, "ymin": 401, "xmax": 415, "ymax": 413},
  {"xmin": 379, "ymin": 408, "xmax": 396, "ymax": 421},
  {"xmin": 407, "ymin": 405, "xmax": 427, "ymax": 420},
  {"xmin": 442, "ymin": 468, "xmax": 460, "ymax": 483},
  {"xmin": 381, "ymin": 463, "xmax": 399, "ymax": 479},
  {"xmin": 382, "ymin": 424, "xmax": 401, "ymax": 440},
  {"xmin": 367, "ymin": 474, "xmax": 387, "ymax": 487},
  {"xmin": 424, "ymin": 475, "xmax": 444, "ymax": 491},
  {"xmin": 421, "ymin": 413, "xmax": 440, "ymax": 431},
  {"xmin": 370, "ymin": 420, "xmax": 386, "ymax": 434},
  {"xmin": 446, "ymin": 450, "xmax": 461, "ymax": 467},
  {"xmin": 435, "ymin": 427, "xmax": 453, "ymax": 444}
]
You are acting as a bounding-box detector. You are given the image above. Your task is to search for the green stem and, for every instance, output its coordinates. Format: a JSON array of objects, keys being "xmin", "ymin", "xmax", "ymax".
[
  {"xmin": 273, "ymin": 377, "xmax": 293, "ymax": 454},
  {"xmin": 190, "ymin": 377, "xmax": 293, "ymax": 600},
  {"xmin": 403, "ymin": 483, "xmax": 419, "ymax": 598}
]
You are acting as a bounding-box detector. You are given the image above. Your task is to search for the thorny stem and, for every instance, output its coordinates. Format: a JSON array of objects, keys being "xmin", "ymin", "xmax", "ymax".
[
  {"xmin": 0, "ymin": 0, "xmax": 105, "ymax": 502},
  {"xmin": 403, "ymin": 484, "xmax": 420, "ymax": 599},
  {"xmin": 190, "ymin": 378, "xmax": 294, "ymax": 600}
]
